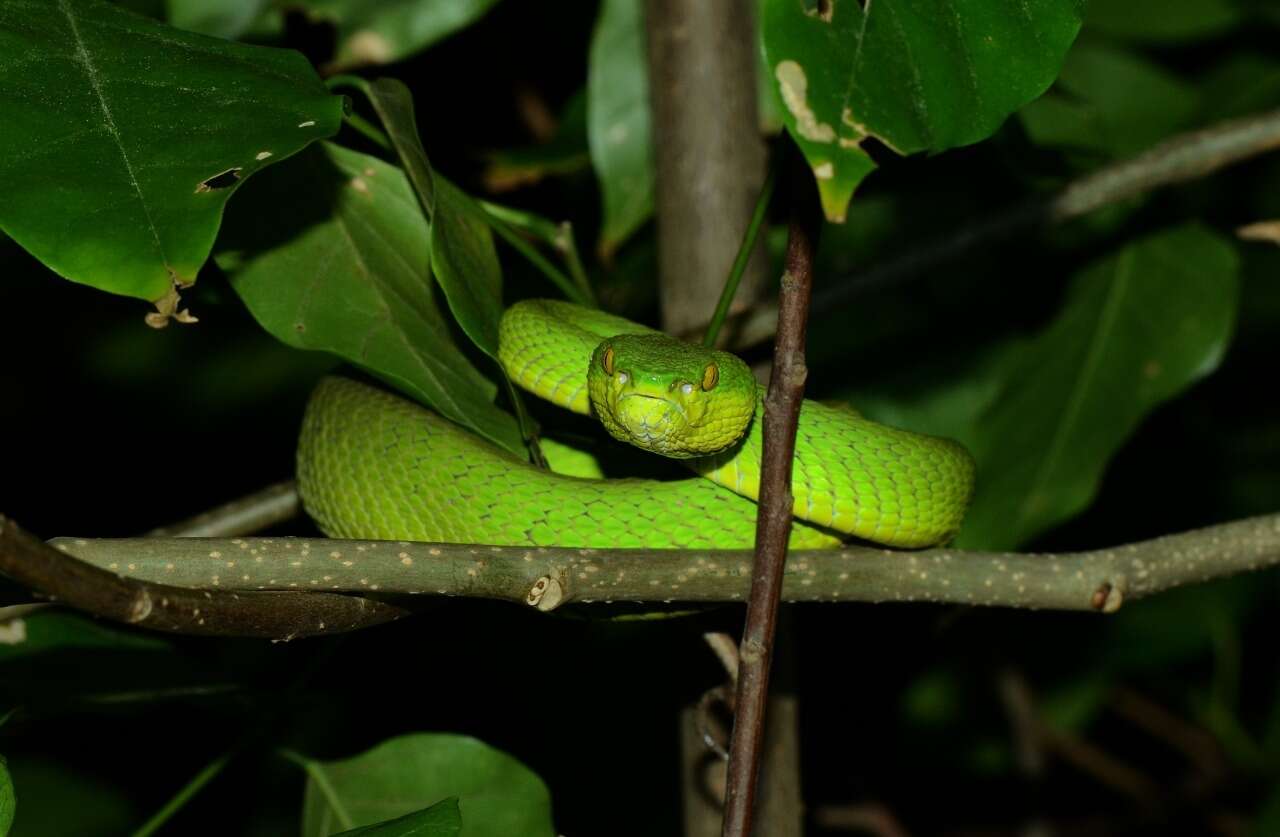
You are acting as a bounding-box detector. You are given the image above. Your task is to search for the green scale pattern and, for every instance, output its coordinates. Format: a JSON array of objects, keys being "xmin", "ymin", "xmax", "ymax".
[{"xmin": 297, "ymin": 377, "xmax": 843, "ymax": 549}]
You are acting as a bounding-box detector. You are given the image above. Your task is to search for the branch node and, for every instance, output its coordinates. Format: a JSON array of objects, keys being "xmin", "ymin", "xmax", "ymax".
[
  {"xmin": 526, "ymin": 573, "xmax": 565, "ymax": 612},
  {"xmin": 1091, "ymin": 579, "xmax": 1126, "ymax": 613},
  {"xmin": 128, "ymin": 589, "xmax": 154, "ymax": 623}
]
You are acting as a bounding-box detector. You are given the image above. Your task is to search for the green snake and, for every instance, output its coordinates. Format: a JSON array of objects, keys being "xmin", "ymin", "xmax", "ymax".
[{"xmin": 297, "ymin": 300, "xmax": 975, "ymax": 550}]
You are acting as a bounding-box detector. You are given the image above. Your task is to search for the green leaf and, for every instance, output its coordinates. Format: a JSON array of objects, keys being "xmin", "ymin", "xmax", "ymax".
[
  {"xmin": 220, "ymin": 142, "xmax": 524, "ymax": 455},
  {"xmin": 1085, "ymin": 0, "xmax": 1242, "ymax": 44},
  {"xmin": 333, "ymin": 799, "xmax": 462, "ymax": 837},
  {"xmin": 166, "ymin": 0, "xmax": 282, "ymax": 40},
  {"xmin": 299, "ymin": 733, "xmax": 554, "ymax": 837},
  {"xmin": 1253, "ymin": 783, "xmax": 1280, "ymax": 837},
  {"xmin": 361, "ymin": 78, "xmax": 505, "ymax": 359},
  {"xmin": 587, "ymin": 0, "xmax": 653, "ymax": 255},
  {"xmin": 0, "ymin": 610, "xmax": 169, "ymax": 664},
  {"xmin": 483, "ymin": 92, "xmax": 590, "ymax": 191},
  {"xmin": 0, "ymin": 755, "xmax": 13, "ymax": 837},
  {"xmin": 294, "ymin": 0, "xmax": 502, "ymax": 70},
  {"xmin": 0, "ymin": 0, "xmax": 344, "ymax": 304},
  {"xmin": 1019, "ymin": 41, "xmax": 1200, "ymax": 159},
  {"xmin": 760, "ymin": 0, "xmax": 1083, "ymax": 222},
  {"xmin": 956, "ymin": 224, "xmax": 1239, "ymax": 549},
  {"xmin": 1, "ymin": 758, "xmax": 137, "ymax": 837}
]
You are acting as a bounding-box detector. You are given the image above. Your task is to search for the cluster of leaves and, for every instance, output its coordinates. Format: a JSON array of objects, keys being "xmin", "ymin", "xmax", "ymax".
[{"xmin": 0, "ymin": 0, "xmax": 1278, "ymax": 834}]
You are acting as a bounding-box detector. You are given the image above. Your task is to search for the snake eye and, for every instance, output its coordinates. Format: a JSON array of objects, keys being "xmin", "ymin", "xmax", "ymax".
[
  {"xmin": 701, "ymin": 362, "xmax": 719, "ymax": 391},
  {"xmin": 601, "ymin": 346, "xmax": 615, "ymax": 375}
]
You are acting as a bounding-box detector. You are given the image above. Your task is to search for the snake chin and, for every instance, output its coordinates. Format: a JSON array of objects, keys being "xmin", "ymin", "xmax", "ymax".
[{"xmin": 609, "ymin": 393, "xmax": 692, "ymax": 457}]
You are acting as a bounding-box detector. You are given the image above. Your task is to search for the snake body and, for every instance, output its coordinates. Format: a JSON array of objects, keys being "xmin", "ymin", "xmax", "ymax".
[{"xmin": 297, "ymin": 301, "xmax": 975, "ymax": 549}]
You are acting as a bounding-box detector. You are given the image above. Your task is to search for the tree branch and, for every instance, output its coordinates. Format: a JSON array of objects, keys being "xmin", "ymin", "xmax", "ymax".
[
  {"xmin": 729, "ymin": 107, "xmax": 1280, "ymax": 351},
  {"xmin": 48, "ymin": 513, "xmax": 1280, "ymax": 616},
  {"xmin": 0, "ymin": 515, "xmax": 407, "ymax": 639},
  {"xmin": 146, "ymin": 480, "xmax": 301, "ymax": 538},
  {"xmin": 723, "ymin": 167, "xmax": 821, "ymax": 837}
]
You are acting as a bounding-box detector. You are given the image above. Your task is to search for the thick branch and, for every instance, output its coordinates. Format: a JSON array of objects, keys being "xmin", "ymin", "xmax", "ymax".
[
  {"xmin": 730, "ymin": 107, "xmax": 1280, "ymax": 351},
  {"xmin": 0, "ymin": 516, "xmax": 406, "ymax": 639},
  {"xmin": 50, "ymin": 514, "xmax": 1280, "ymax": 613}
]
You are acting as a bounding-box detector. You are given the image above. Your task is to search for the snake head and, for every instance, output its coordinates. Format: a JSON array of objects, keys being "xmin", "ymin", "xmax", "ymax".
[{"xmin": 587, "ymin": 334, "xmax": 756, "ymax": 458}]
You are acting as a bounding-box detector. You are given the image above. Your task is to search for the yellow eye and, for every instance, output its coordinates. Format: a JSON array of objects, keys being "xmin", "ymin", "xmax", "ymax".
[
  {"xmin": 601, "ymin": 346, "xmax": 615, "ymax": 375},
  {"xmin": 701, "ymin": 363, "xmax": 719, "ymax": 391}
]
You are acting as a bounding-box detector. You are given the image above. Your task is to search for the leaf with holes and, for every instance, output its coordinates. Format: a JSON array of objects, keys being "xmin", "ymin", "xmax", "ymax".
[
  {"xmin": 0, "ymin": 0, "xmax": 344, "ymax": 308},
  {"xmin": 299, "ymin": 733, "xmax": 554, "ymax": 837},
  {"xmin": 760, "ymin": 0, "xmax": 1083, "ymax": 221},
  {"xmin": 220, "ymin": 142, "xmax": 524, "ymax": 456},
  {"xmin": 955, "ymin": 224, "xmax": 1239, "ymax": 550}
]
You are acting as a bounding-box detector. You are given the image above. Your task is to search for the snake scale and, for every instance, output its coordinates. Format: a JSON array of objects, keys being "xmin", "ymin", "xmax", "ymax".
[{"xmin": 297, "ymin": 300, "xmax": 975, "ymax": 549}]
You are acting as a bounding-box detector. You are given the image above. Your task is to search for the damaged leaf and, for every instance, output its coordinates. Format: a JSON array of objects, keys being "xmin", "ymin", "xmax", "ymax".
[
  {"xmin": 0, "ymin": 0, "xmax": 344, "ymax": 303},
  {"xmin": 761, "ymin": 0, "xmax": 1083, "ymax": 221}
]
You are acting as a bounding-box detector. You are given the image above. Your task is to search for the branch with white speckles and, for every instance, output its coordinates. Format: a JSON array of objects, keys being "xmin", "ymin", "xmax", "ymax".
[{"xmin": 48, "ymin": 513, "xmax": 1280, "ymax": 615}]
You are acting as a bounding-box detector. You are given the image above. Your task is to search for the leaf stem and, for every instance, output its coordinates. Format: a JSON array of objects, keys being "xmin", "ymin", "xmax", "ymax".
[
  {"xmin": 478, "ymin": 204, "xmax": 594, "ymax": 306},
  {"xmin": 281, "ymin": 750, "xmax": 355, "ymax": 831},
  {"xmin": 703, "ymin": 164, "xmax": 776, "ymax": 347}
]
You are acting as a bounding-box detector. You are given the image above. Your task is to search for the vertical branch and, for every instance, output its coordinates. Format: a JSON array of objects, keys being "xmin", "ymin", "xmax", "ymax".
[
  {"xmin": 643, "ymin": 0, "xmax": 769, "ymax": 336},
  {"xmin": 722, "ymin": 169, "xmax": 821, "ymax": 835}
]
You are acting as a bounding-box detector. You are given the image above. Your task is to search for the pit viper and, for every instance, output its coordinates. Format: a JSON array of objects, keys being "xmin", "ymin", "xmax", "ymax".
[{"xmin": 297, "ymin": 300, "xmax": 975, "ymax": 549}]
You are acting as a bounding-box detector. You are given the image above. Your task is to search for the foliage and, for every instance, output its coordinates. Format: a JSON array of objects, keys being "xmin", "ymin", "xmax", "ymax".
[{"xmin": 0, "ymin": 0, "xmax": 1278, "ymax": 833}]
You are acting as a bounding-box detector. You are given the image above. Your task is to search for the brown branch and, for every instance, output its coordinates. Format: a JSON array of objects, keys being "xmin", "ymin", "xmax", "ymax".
[
  {"xmin": 722, "ymin": 166, "xmax": 821, "ymax": 836},
  {"xmin": 146, "ymin": 481, "xmax": 301, "ymax": 538},
  {"xmin": 729, "ymin": 107, "xmax": 1280, "ymax": 351},
  {"xmin": 0, "ymin": 515, "xmax": 406, "ymax": 639}
]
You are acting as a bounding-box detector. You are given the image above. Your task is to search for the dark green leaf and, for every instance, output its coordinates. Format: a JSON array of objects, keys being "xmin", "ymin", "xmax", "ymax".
[
  {"xmin": 295, "ymin": 0, "xmax": 501, "ymax": 70},
  {"xmin": 363, "ymin": 77, "xmax": 505, "ymax": 359},
  {"xmin": 221, "ymin": 142, "xmax": 524, "ymax": 455},
  {"xmin": 0, "ymin": 755, "xmax": 13, "ymax": 837},
  {"xmin": 760, "ymin": 0, "xmax": 1083, "ymax": 221},
  {"xmin": 166, "ymin": 0, "xmax": 282, "ymax": 40},
  {"xmin": 333, "ymin": 799, "xmax": 462, "ymax": 837},
  {"xmin": 0, "ymin": 610, "xmax": 169, "ymax": 664},
  {"xmin": 1086, "ymin": 0, "xmax": 1242, "ymax": 44},
  {"xmin": 587, "ymin": 0, "xmax": 653, "ymax": 255},
  {"xmin": 1196, "ymin": 52, "xmax": 1280, "ymax": 123},
  {"xmin": 956, "ymin": 224, "xmax": 1239, "ymax": 549},
  {"xmin": 3, "ymin": 758, "xmax": 137, "ymax": 837},
  {"xmin": 298, "ymin": 733, "xmax": 554, "ymax": 837},
  {"xmin": 483, "ymin": 92, "xmax": 590, "ymax": 191},
  {"xmin": 1019, "ymin": 41, "xmax": 1200, "ymax": 159},
  {"xmin": 1253, "ymin": 780, "xmax": 1280, "ymax": 836},
  {"xmin": 0, "ymin": 0, "xmax": 343, "ymax": 304}
]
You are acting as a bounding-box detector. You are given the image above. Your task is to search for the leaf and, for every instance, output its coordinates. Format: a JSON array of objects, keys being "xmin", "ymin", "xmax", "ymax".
[
  {"xmin": 760, "ymin": 0, "xmax": 1083, "ymax": 222},
  {"xmin": 1086, "ymin": 0, "xmax": 1242, "ymax": 44},
  {"xmin": 0, "ymin": 610, "xmax": 169, "ymax": 664},
  {"xmin": 1019, "ymin": 41, "xmax": 1200, "ymax": 159},
  {"xmin": 483, "ymin": 91, "xmax": 590, "ymax": 192},
  {"xmin": 298, "ymin": 733, "xmax": 554, "ymax": 837},
  {"xmin": 362, "ymin": 78, "xmax": 505, "ymax": 359},
  {"xmin": 0, "ymin": 755, "xmax": 13, "ymax": 837},
  {"xmin": 220, "ymin": 142, "xmax": 524, "ymax": 455},
  {"xmin": 293, "ymin": 0, "xmax": 502, "ymax": 70},
  {"xmin": 0, "ymin": 0, "xmax": 344, "ymax": 303},
  {"xmin": 587, "ymin": 0, "xmax": 653, "ymax": 255},
  {"xmin": 956, "ymin": 224, "xmax": 1239, "ymax": 550},
  {"xmin": 0, "ymin": 758, "xmax": 137, "ymax": 837},
  {"xmin": 333, "ymin": 799, "xmax": 462, "ymax": 837},
  {"xmin": 166, "ymin": 0, "xmax": 283, "ymax": 40}
]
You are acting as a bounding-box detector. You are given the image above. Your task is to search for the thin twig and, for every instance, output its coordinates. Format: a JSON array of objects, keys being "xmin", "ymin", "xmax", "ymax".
[
  {"xmin": 46, "ymin": 512, "xmax": 1280, "ymax": 615},
  {"xmin": 722, "ymin": 165, "xmax": 822, "ymax": 836},
  {"xmin": 146, "ymin": 481, "xmax": 301, "ymax": 538},
  {"xmin": 728, "ymin": 107, "xmax": 1280, "ymax": 352},
  {"xmin": 0, "ymin": 516, "xmax": 406, "ymax": 639}
]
